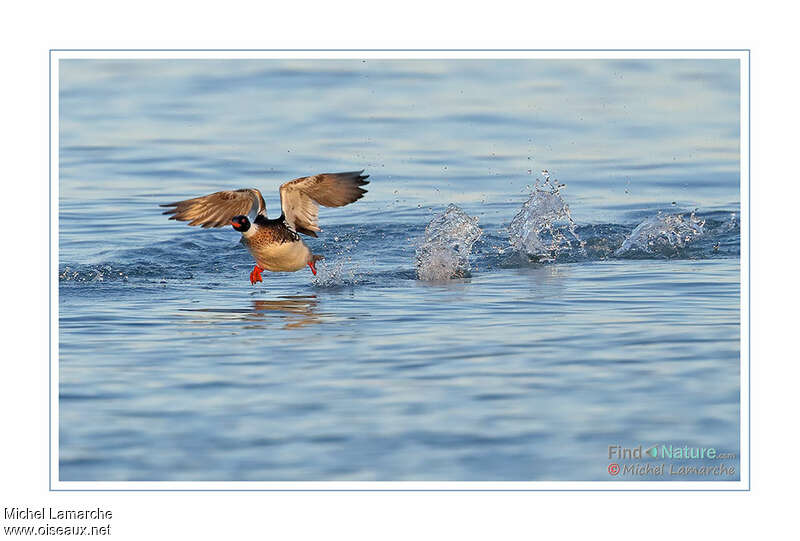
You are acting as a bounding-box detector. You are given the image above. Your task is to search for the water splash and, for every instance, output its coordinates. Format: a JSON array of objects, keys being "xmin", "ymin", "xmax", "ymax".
[
  {"xmin": 312, "ymin": 232, "xmax": 363, "ymax": 287},
  {"xmin": 615, "ymin": 211, "xmax": 705, "ymax": 257},
  {"xmin": 415, "ymin": 204, "xmax": 482, "ymax": 280},
  {"xmin": 723, "ymin": 212, "xmax": 738, "ymax": 232},
  {"xmin": 58, "ymin": 260, "xmax": 198, "ymax": 284},
  {"xmin": 59, "ymin": 264, "xmax": 130, "ymax": 283},
  {"xmin": 311, "ymin": 256, "xmax": 360, "ymax": 287},
  {"xmin": 507, "ymin": 171, "xmax": 582, "ymax": 262}
]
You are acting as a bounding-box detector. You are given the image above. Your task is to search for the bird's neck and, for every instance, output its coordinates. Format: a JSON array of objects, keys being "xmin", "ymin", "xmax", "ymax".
[{"xmin": 240, "ymin": 224, "xmax": 258, "ymax": 239}]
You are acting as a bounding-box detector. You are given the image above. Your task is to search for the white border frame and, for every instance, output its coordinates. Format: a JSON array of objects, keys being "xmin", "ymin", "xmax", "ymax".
[{"xmin": 50, "ymin": 49, "xmax": 749, "ymax": 491}]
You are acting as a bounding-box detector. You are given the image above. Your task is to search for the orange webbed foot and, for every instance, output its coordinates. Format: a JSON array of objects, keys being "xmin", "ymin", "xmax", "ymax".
[
  {"xmin": 307, "ymin": 261, "xmax": 317, "ymax": 276},
  {"xmin": 249, "ymin": 265, "xmax": 264, "ymax": 285}
]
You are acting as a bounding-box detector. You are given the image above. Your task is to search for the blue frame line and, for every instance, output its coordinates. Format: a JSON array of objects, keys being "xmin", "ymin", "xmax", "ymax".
[
  {"xmin": 48, "ymin": 50, "xmax": 52, "ymax": 492},
  {"xmin": 49, "ymin": 49, "xmax": 751, "ymax": 492},
  {"xmin": 51, "ymin": 48, "xmax": 748, "ymax": 52},
  {"xmin": 747, "ymin": 49, "xmax": 751, "ymax": 490},
  {"xmin": 52, "ymin": 488, "xmax": 746, "ymax": 492}
]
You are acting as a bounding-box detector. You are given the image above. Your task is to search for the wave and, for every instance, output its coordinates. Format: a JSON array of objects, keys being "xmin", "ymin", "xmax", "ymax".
[{"xmin": 59, "ymin": 177, "xmax": 740, "ymax": 286}]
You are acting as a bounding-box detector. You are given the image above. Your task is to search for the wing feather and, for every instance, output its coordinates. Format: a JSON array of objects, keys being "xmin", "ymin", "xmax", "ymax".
[
  {"xmin": 160, "ymin": 188, "xmax": 266, "ymax": 228},
  {"xmin": 279, "ymin": 171, "xmax": 369, "ymax": 237}
]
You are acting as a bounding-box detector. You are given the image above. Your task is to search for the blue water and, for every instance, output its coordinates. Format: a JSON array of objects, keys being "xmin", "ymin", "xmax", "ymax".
[{"xmin": 58, "ymin": 59, "xmax": 741, "ymax": 481}]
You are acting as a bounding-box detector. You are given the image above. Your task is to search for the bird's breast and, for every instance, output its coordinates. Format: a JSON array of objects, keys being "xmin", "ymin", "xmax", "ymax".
[{"xmin": 242, "ymin": 225, "xmax": 310, "ymax": 272}]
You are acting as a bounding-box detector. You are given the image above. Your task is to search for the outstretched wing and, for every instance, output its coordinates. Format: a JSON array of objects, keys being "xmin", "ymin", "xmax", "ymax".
[
  {"xmin": 279, "ymin": 171, "xmax": 369, "ymax": 237},
  {"xmin": 160, "ymin": 188, "xmax": 266, "ymax": 228}
]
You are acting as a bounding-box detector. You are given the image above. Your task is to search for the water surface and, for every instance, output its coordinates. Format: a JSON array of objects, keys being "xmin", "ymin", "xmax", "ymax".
[{"xmin": 59, "ymin": 59, "xmax": 740, "ymax": 481}]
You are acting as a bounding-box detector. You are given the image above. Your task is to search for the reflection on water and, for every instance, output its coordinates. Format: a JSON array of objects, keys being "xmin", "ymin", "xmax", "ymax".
[
  {"xmin": 514, "ymin": 263, "xmax": 572, "ymax": 297},
  {"xmin": 179, "ymin": 296, "xmax": 326, "ymax": 329}
]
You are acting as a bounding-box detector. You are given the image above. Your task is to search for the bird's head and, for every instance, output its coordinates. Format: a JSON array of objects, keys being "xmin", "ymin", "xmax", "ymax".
[{"xmin": 230, "ymin": 215, "xmax": 251, "ymax": 232}]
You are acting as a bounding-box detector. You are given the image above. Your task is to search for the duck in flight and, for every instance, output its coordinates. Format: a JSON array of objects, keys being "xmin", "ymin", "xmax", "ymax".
[{"xmin": 160, "ymin": 171, "xmax": 369, "ymax": 284}]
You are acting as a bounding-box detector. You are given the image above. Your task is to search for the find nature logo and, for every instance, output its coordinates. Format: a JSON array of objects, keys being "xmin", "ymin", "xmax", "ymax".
[{"xmin": 607, "ymin": 444, "xmax": 661, "ymax": 476}]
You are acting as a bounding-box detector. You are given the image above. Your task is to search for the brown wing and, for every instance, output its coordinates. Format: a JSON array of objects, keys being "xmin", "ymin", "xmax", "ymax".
[
  {"xmin": 160, "ymin": 188, "xmax": 266, "ymax": 228},
  {"xmin": 279, "ymin": 171, "xmax": 369, "ymax": 237}
]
